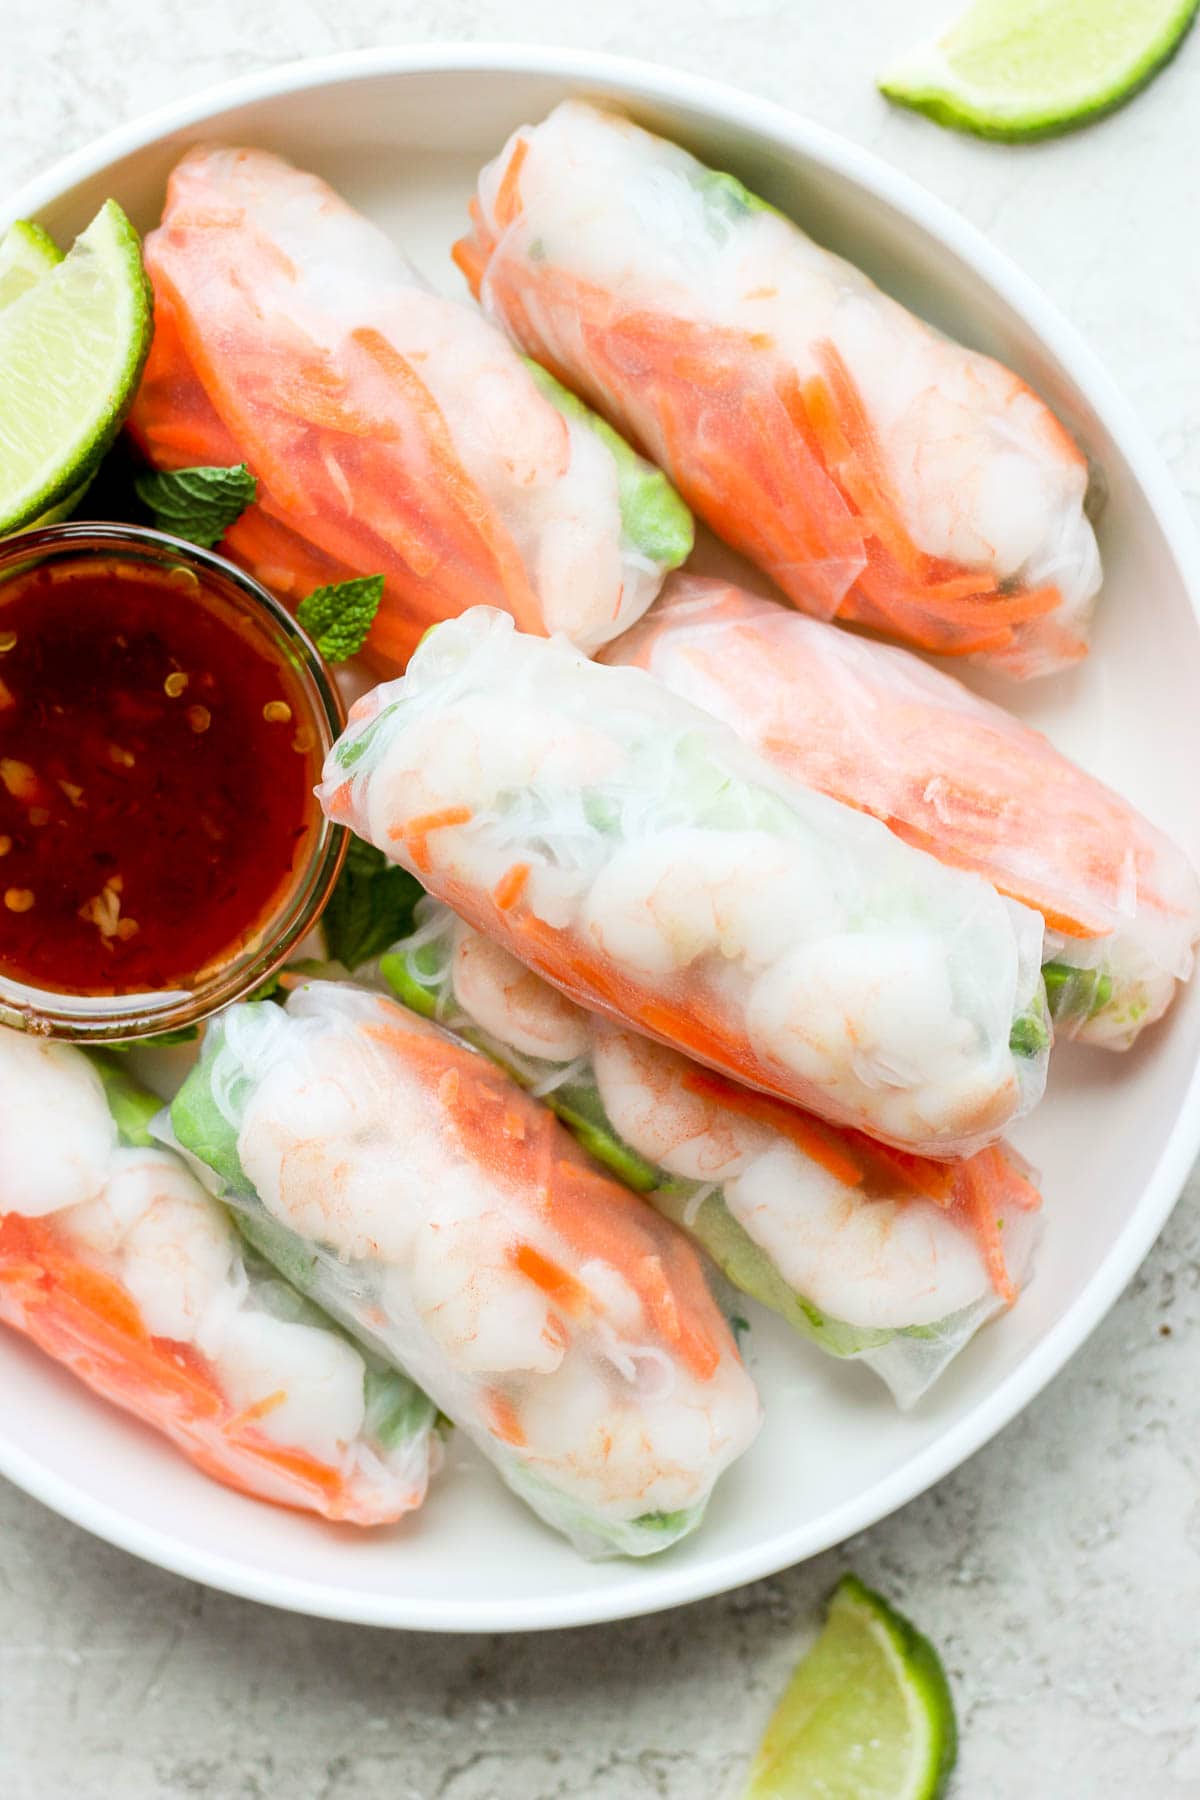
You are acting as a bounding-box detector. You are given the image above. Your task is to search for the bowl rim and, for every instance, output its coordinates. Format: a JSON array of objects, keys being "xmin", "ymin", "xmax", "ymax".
[{"xmin": 4, "ymin": 41, "xmax": 1200, "ymax": 1633}]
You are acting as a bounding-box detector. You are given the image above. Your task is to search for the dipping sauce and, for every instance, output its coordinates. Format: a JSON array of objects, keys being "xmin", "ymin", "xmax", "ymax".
[{"xmin": 0, "ymin": 554, "xmax": 326, "ymax": 997}]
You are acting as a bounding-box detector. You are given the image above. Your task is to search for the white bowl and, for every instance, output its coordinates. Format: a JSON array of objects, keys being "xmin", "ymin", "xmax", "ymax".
[{"xmin": 4, "ymin": 46, "xmax": 1200, "ymax": 1632}]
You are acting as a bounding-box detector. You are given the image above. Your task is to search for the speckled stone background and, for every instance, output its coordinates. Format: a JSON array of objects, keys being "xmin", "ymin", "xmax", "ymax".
[{"xmin": 3, "ymin": 6, "xmax": 1200, "ymax": 1796}]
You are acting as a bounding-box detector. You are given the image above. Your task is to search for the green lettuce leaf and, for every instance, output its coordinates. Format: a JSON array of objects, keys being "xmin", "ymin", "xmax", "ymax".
[
  {"xmin": 524, "ymin": 360, "xmax": 694, "ymax": 567},
  {"xmin": 90, "ymin": 1054, "xmax": 162, "ymax": 1147}
]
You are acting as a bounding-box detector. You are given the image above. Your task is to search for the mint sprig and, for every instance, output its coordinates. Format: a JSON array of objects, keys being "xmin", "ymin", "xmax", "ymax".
[
  {"xmin": 134, "ymin": 463, "xmax": 257, "ymax": 549},
  {"xmin": 323, "ymin": 837, "xmax": 425, "ymax": 971},
  {"xmin": 297, "ymin": 575, "xmax": 384, "ymax": 664}
]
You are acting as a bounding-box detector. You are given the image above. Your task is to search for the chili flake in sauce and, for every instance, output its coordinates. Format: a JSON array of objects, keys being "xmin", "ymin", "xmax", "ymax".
[{"xmin": 0, "ymin": 557, "xmax": 322, "ymax": 996}]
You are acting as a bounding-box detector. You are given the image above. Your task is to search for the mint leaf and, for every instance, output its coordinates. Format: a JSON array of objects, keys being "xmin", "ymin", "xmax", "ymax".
[
  {"xmin": 297, "ymin": 575, "xmax": 384, "ymax": 664},
  {"xmin": 134, "ymin": 463, "xmax": 257, "ymax": 549},
  {"xmin": 323, "ymin": 837, "xmax": 425, "ymax": 971}
]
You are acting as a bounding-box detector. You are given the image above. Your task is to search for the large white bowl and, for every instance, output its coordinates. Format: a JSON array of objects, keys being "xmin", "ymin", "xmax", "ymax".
[{"xmin": 4, "ymin": 46, "xmax": 1200, "ymax": 1632}]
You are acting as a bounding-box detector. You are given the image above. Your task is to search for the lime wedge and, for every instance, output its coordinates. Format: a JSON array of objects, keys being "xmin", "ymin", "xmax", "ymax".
[
  {"xmin": 880, "ymin": 0, "xmax": 1199, "ymax": 140},
  {"xmin": 0, "ymin": 221, "xmax": 61, "ymax": 310},
  {"xmin": 0, "ymin": 199, "xmax": 152, "ymax": 535},
  {"xmin": 742, "ymin": 1575, "xmax": 957, "ymax": 1800}
]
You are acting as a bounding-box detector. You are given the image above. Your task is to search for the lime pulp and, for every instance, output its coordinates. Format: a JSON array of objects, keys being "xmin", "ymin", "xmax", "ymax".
[
  {"xmin": 0, "ymin": 220, "xmax": 61, "ymax": 310},
  {"xmin": 0, "ymin": 199, "xmax": 153, "ymax": 536}
]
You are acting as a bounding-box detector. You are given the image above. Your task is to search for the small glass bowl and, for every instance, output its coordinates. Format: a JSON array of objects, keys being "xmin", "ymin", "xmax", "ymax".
[{"xmin": 0, "ymin": 522, "xmax": 346, "ymax": 1043}]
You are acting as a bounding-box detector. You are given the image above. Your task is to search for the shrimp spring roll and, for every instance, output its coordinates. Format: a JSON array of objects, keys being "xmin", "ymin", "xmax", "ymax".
[
  {"xmin": 455, "ymin": 101, "xmax": 1101, "ymax": 678},
  {"xmin": 169, "ymin": 982, "xmax": 761, "ymax": 1558},
  {"xmin": 127, "ymin": 146, "xmax": 693, "ymax": 671},
  {"xmin": 606, "ymin": 576, "xmax": 1200, "ymax": 1049},
  {"xmin": 383, "ymin": 905, "xmax": 1042, "ymax": 1407},
  {"xmin": 321, "ymin": 608, "xmax": 1050, "ymax": 1158},
  {"xmin": 0, "ymin": 1029, "xmax": 438, "ymax": 1525}
]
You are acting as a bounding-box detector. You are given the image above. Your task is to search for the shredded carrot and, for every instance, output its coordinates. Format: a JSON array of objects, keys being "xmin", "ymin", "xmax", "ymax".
[
  {"xmin": 323, "ymin": 780, "xmax": 352, "ymax": 820},
  {"xmin": 351, "ymin": 327, "xmax": 551, "ymax": 634},
  {"xmin": 510, "ymin": 1241, "xmax": 591, "ymax": 1316},
  {"xmin": 545, "ymin": 1159, "xmax": 725, "ymax": 1382},
  {"xmin": 57, "ymin": 1259, "xmax": 151, "ymax": 1342},
  {"xmin": 368, "ymin": 1007, "xmax": 736, "ymax": 1384},
  {"xmin": 848, "ymin": 1136, "xmax": 956, "ymax": 1204},
  {"xmin": 391, "ymin": 805, "xmax": 473, "ymax": 871},
  {"xmin": 451, "ymin": 234, "xmax": 489, "ymax": 297},
  {"xmin": 226, "ymin": 1440, "xmax": 344, "ymax": 1500},
  {"xmin": 637, "ymin": 998, "xmax": 733, "ymax": 1073},
  {"xmin": 0, "ymin": 1215, "xmax": 406, "ymax": 1522},
  {"xmin": 542, "ymin": 1313, "xmax": 569, "ymax": 1353},
  {"xmin": 992, "ymin": 889, "xmax": 1108, "ymax": 941},
  {"xmin": 493, "ymin": 137, "xmax": 530, "ymax": 232},
  {"xmin": 976, "ymin": 1142, "xmax": 1042, "ymax": 1214},
  {"xmin": 226, "ymin": 1388, "xmax": 288, "ymax": 1432},
  {"xmin": 492, "ymin": 862, "xmax": 531, "ymax": 912},
  {"xmin": 637, "ymin": 1247, "xmax": 720, "ymax": 1381},
  {"xmin": 128, "ymin": 244, "xmax": 560, "ymax": 678},
  {"xmin": 566, "ymin": 954, "xmax": 629, "ymax": 1009},
  {"xmin": 957, "ymin": 1158, "xmax": 1017, "ymax": 1304},
  {"xmin": 679, "ymin": 1066, "xmax": 864, "ymax": 1189},
  {"xmin": 882, "ymin": 815, "xmax": 1112, "ymax": 941},
  {"xmin": 459, "ymin": 233, "xmax": 1079, "ymax": 668},
  {"xmin": 486, "ymin": 1388, "xmax": 527, "ymax": 1448}
]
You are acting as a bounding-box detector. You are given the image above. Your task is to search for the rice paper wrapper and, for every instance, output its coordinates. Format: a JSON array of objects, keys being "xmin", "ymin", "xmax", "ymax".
[
  {"xmin": 606, "ymin": 575, "xmax": 1200, "ymax": 1052},
  {"xmin": 456, "ymin": 100, "xmax": 1101, "ymax": 678},
  {"xmin": 323, "ymin": 605, "xmax": 1050, "ymax": 1159},
  {"xmin": 168, "ymin": 981, "xmax": 761, "ymax": 1559},
  {"xmin": 383, "ymin": 901, "xmax": 1043, "ymax": 1411}
]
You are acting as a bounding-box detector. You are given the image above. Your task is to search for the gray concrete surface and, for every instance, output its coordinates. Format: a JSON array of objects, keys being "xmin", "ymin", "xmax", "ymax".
[{"xmin": 3, "ymin": 4, "xmax": 1200, "ymax": 1794}]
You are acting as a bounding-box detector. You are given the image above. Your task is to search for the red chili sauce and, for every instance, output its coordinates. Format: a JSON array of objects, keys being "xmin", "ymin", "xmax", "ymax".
[{"xmin": 0, "ymin": 557, "xmax": 322, "ymax": 996}]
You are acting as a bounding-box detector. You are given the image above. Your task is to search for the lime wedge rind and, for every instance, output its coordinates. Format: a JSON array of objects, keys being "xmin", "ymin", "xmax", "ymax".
[
  {"xmin": 880, "ymin": 0, "xmax": 1200, "ymax": 141},
  {"xmin": 836, "ymin": 1575, "xmax": 958, "ymax": 1799},
  {"xmin": 26, "ymin": 479, "xmax": 96, "ymax": 530},
  {"xmin": 0, "ymin": 199, "xmax": 153, "ymax": 536},
  {"xmin": 742, "ymin": 1572, "xmax": 957, "ymax": 1800}
]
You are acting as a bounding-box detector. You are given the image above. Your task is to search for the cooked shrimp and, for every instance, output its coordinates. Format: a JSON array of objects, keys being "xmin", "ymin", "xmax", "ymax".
[
  {"xmin": 750, "ymin": 932, "xmax": 967, "ymax": 1091},
  {"xmin": 0, "ymin": 1030, "xmax": 116, "ymax": 1216},
  {"xmin": 324, "ymin": 609, "xmax": 1048, "ymax": 1157},
  {"xmin": 452, "ymin": 924, "xmax": 592, "ymax": 1063},
  {"xmin": 386, "ymin": 898, "xmax": 1043, "ymax": 1397},
  {"xmin": 0, "ymin": 1030, "xmax": 437, "ymax": 1524},
  {"xmin": 724, "ymin": 1143, "xmax": 992, "ymax": 1330},
  {"xmin": 178, "ymin": 982, "xmax": 760, "ymax": 1554},
  {"xmin": 235, "ymin": 1024, "xmax": 429, "ymax": 1267},
  {"xmin": 68, "ymin": 1148, "xmax": 239, "ymax": 1343},
  {"xmin": 211, "ymin": 1310, "xmax": 371, "ymax": 1462},
  {"xmin": 583, "ymin": 829, "xmax": 836, "ymax": 980},
  {"xmin": 353, "ymin": 694, "xmax": 624, "ymax": 928},
  {"xmin": 591, "ymin": 1026, "xmax": 768, "ymax": 1183}
]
